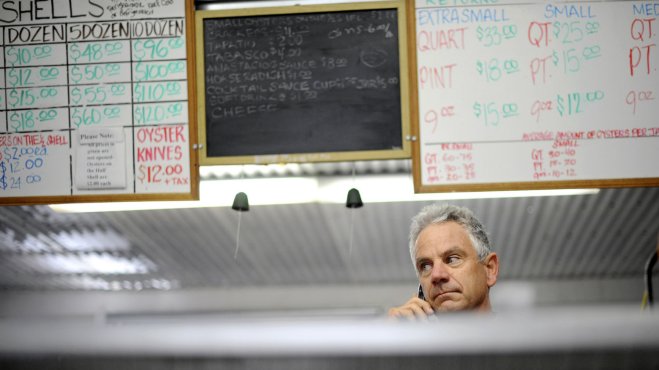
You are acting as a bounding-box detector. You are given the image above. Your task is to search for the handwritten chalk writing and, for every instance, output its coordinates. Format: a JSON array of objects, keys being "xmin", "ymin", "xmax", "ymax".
[
  {"xmin": 2, "ymin": 147, "xmax": 48, "ymax": 160},
  {"xmin": 531, "ymin": 143, "xmax": 578, "ymax": 181},
  {"xmin": 531, "ymin": 149, "xmax": 543, "ymax": 161},
  {"xmin": 548, "ymin": 148, "xmax": 577, "ymax": 157},
  {"xmin": 0, "ymin": 1, "xmax": 191, "ymax": 197},
  {"xmin": 528, "ymin": 55, "xmax": 548, "ymax": 84},
  {"xmin": 528, "ymin": 21, "xmax": 552, "ymax": 47},
  {"xmin": 596, "ymin": 129, "xmax": 630, "ymax": 138},
  {"xmin": 632, "ymin": 128, "xmax": 648, "ymax": 136},
  {"xmin": 0, "ymin": 0, "xmax": 104, "ymax": 23},
  {"xmin": 625, "ymin": 89, "xmax": 655, "ymax": 114},
  {"xmin": 7, "ymin": 86, "xmax": 62, "ymax": 109},
  {"xmin": 632, "ymin": 3, "xmax": 659, "ymax": 16},
  {"xmin": 0, "ymin": 149, "xmax": 47, "ymax": 190},
  {"xmin": 418, "ymin": 1, "xmax": 659, "ymax": 186},
  {"xmin": 523, "ymin": 131, "xmax": 554, "ymax": 141},
  {"xmin": 552, "ymin": 45, "xmax": 602, "ymax": 73},
  {"xmin": 0, "ymin": 134, "xmax": 66, "ymax": 150},
  {"xmin": 71, "ymin": 86, "xmax": 106, "ymax": 105},
  {"xmin": 552, "ymin": 21, "xmax": 599, "ymax": 44},
  {"xmin": 8, "ymin": 112, "xmax": 35, "ymax": 132},
  {"xmin": 70, "ymin": 64, "xmax": 122, "ymax": 84},
  {"xmin": 476, "ymin": 58, "xmax": 519, "ymax": 82},
  {"xmin": 7, "ymin": 110, "xmax": 62, "ymax": 132},
  {"xmin": 422, "ymin": 0, "xmax": 499, "ymax": 7},
  {"xmin": 582, "ymin": 44, "xmax": 602, "ymax": 60},
  {"xmin": 629, "ymin": 44, "xmax": 656, "ymax": 75},
  {"xmin": 424, "ymin": 110, "xmax": 439, "ymax": 133},
  {"xmin": 5, "ymin": 45, "xmax": 54, "ymax": 66},
  {"xmin": 417, "ymin": 8, "xmax": 509, "ymax": 26},
  {"xmin": 68, "ymin": 22, "xmax": 129, "ymax": 41},
  {"xmin": 473, "ymin": 101, "xmax": 518, "ymax": 126},
  {"xmin": 417, "ymin": 27, "xmax": 468, "ymax": 51},
  {"xmin": 133, "ymin": 38, "xmax": 184, "ymax": 61},
  {"xmin": 441, "ymin": 143, "xmax": 472, "ymax": 150},
  {"xmin": 630, "ymin": 18, "xmax": 655, "ymax": 41},
  {"xmin": 71, "ymin": 108, "xmax": 101, "ymax": 127},
  {"xmin": 136, "ymin": 126, "xmax": 186, "ymax": 144},
  {"xmin": 552, "ymin": 138, "xmax": 579, "ymax": 148},
  {"xmin": 422, "ymin": 144, "xmax": 476, "ymax": 184},
  {"xmin": 137, "ymin": 164, "xmax": 184, "ymax": 183},
  {"xmin": 133, "ymin": 61, "xmax": 186, "ymax": 82},
  {"xmin": 556, "ymin": 90, "xmax": 604, "ymax": 117},
  {"xmin": 6, "ymin": 25, "xmax": 66, "ymax": 44},
  {"xmin": 424, "ymin": 106, "xmax": 455, "ymax": 133},
  {"xmin": 320, "ymin": 56, "xmax": 348, "ymax": 69},
  {"xmin": 328, "ymin": 22, "xmax": 394, "ymax": 39},
  {"xmin": 419, "ymin": 64, "xmax": 456, "ymax": 89},
  {"xmin": 6, "ymin": 68, "xmax": 34, "ymax": 87},
  {"xmin": 476, "ymin": 24, "xmax": 517, "ymax": 47},
  {"xmin": 131, "ymin": 19, "xmax": 184, "ymax": 38},
  {"xmin": 68, "ymin": 41, "xmax": 126, "ymax": 63},
  {"xmin": 210, "ymin": 104, "xmax": 278, "ymax": 119},
  {"xmin": 544, "ymin": 5, "xmax": 595, "ymax": 19},
  {"xmin": 134, "ymin": 103, "xmax": 184, "ymax": 125},
  {"xmin": 530, "ymin": 100, "xmax": 553, "ymax": 122},
  {"xmin": 441, "ymin": 144, "xmax": 475, "ymax": 182},
  {"xmin": 553, "ymin": 131, "xmax": 585, "ymax": 141},
  {"xmin": 202, "ymin": 3, "xmax": 402, "ymax": 161},
  {"xmin": 133, "ymin": 81, "xmax": 183, "ymax": 102},
  {"xmin": 136, "ymin": 145, "xmax": 183, "ymax": 162},
  {"xmin": 46, "ymin": 134, "xmax": 67, "ymax": 145}
]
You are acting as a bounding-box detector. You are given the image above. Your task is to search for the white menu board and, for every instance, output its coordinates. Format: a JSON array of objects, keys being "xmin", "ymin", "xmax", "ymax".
[
  {"xmin": 414, "ymin": 0, "xmax": 659, "ymax": 191},
  {"xmin": 0, "ymin": 0, "xmax": 196, "ymax": 202}
]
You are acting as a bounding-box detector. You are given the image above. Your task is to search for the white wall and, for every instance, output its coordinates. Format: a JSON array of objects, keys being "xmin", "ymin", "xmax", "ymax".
[{"xmin": 0, "ymin": 277, "xmax": 646, "ymax": 323}]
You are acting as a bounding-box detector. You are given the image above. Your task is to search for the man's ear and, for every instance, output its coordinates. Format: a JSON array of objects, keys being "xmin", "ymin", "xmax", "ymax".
[{"xmin": 483, "ymin": 252, "xmax": 499, "ymax": 287}]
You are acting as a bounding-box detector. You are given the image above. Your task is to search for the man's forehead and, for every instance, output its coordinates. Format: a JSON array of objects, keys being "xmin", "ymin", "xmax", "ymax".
[{"xmin": 415, "ymin": 222, "xmax": 476, "ymax": 255}]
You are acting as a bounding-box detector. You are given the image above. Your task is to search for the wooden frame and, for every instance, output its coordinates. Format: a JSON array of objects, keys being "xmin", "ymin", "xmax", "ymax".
[
  {"xmin": 409, "ymin": 0, "xmax": 659, "ymax": 193},
  {"xmin": 196, "ymin": 0, "xmax": 413, "ymax": 165}
]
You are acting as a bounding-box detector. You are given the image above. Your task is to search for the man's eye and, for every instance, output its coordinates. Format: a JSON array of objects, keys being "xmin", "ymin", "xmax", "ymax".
[
  {"xmin": 419, "ymin": 263, "xmax": 432, "ymax": 273},
  {"xmin": 447, "ymin": 256, "xmax": 461, "ymax": 264}
]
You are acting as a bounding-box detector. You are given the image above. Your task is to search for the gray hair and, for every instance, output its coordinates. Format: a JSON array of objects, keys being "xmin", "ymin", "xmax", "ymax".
[{"xmin": 409, "ymin": 204, "xmax": 492, "ymax": 267}]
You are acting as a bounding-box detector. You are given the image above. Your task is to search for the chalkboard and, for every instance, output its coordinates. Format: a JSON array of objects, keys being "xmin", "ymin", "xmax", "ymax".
[
  {"xmin": 412, "ymin": 0, "xmax": 659, "ymax": 192},
  {"xmin": 0, "ymin": 0, "xmax": 198, "ymax": 204},
  {"xmin": 196, "ymin": 0, "xmax": 412, "ymax": 164}
]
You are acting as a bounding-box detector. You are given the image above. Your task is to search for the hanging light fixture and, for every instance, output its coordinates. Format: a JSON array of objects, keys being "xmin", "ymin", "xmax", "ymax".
[
  {"xmin": 232, "ymin": 192, "xmax": 249, "ymax": 211},
  {"xmin": 231, "ymin": 191, "xmax": 249, "ymax": 259},
  {"xmin": 345, "ymin": 188, "xmax": 363, "ymax": 208}
]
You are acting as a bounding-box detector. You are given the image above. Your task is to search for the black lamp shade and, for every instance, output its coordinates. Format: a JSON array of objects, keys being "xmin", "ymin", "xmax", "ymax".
[
  {"xmin": 346, "ymin": 188, "xmax": 363, "ymax": 208},
  {"xmin": 232, "ymin": 192, "xmax": 249, "ymax": 211}
]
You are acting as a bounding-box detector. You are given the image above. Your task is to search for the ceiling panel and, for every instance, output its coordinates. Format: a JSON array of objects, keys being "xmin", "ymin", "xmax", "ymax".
[{"xmin": 0, "ymin": 184, "xmax": 658, "ymax": 291}]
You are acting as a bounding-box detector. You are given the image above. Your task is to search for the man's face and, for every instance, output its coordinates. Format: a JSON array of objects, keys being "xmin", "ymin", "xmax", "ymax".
[{"xmin": 414, "ymin": 221, "xmax": 498, "ymax": 312}]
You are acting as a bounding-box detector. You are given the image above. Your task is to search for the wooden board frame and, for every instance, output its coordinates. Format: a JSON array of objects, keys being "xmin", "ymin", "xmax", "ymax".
[
  {"xmin": 409, "ymin": 0, "xmax": 659, "ymax": 194},
  {"xmin": 196, "ymin": 0, "xmax": 414, "ymax": 165},
  {"xmin": 0, "ymin": 0, "xmax": 199, "ymax": 205}
]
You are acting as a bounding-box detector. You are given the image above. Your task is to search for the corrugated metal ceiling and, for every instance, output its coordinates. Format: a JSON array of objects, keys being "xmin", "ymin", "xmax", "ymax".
[{"xmin": 0, "ymin": 165, "xmax": 657, "ymax": 291}]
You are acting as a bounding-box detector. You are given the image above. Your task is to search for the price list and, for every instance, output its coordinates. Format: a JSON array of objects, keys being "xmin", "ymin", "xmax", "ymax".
[
  {"xmin": 0, "ymin": 0, "xmax": 192, "ymax": 198},
  {"xmin": 416, "ymin": 0, "xmax": 659, "ymax": 188}
]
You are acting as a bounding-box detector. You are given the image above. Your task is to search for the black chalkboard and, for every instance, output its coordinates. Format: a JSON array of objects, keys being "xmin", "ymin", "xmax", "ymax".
[{"xmin": 197, "ymin": 3, "xmax": 411, "ymax": 163}]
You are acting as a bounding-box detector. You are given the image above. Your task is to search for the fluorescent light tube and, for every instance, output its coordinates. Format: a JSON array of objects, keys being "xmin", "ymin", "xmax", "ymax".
[{"xmin": 50, "ymin": 174, "xmax": 599, "ymax": 213}]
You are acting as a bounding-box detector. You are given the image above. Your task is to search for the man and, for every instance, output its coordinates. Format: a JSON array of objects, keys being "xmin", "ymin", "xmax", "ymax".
[{"xmin": 388, "ymin": 204, "xmax": 499, "ymax": 319}]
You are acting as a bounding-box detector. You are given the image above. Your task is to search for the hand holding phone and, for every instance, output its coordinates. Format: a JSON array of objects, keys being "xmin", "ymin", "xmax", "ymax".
[
  {"xmin": 417, "ymin": 284, "xmax": 425, "ymax": 301},
  {"xmin": 387, "ymin": 285, "xmax": 434, "ymax": 319}
]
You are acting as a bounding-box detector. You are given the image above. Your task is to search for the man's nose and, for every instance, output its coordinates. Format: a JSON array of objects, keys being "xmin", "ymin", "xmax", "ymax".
[{"xmin": 430, "ymin": 262, "xmax": 450, "ymax": 283}]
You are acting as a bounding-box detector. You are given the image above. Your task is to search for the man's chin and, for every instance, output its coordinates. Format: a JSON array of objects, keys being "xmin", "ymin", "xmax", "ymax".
[{"xmin": 431, "ymin": 296, "xmax": 465, "ymax": 312}]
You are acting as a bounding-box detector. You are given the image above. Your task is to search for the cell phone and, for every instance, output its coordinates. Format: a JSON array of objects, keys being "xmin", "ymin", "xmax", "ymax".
[{"xmin": 417, "ymin": 284, "xmax": 425, "ymax": 301}]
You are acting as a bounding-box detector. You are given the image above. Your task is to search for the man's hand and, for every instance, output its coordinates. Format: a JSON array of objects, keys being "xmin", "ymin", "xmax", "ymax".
[{"xmin": 387, "ymin": 295, "xmax": 434, "ymax": 320}]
